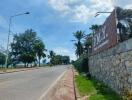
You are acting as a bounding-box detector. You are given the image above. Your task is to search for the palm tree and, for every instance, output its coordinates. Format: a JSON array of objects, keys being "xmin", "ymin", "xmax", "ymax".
[
  {"xmin": 48, "ymin": 50, "xmax": 56, "ymax": 65},
  {"xmin": 48, "ymin": 50, "xmax": 55, "ymax": 59},
  {"xmin": 34, "ymin": 39, "xmax": 46, "ymax": 67},
  {"xmin": 73, "ymin": 30, "xmax": 85, "ymax": 57},
  {"xmin": 74, "ymin": 42, "xmax": 83, "ymax": 57},
  {"xmin": 89, "ymin": 24, "xmax": 100, "ymax": 35},
  {"xmin": 73, "ymin": 30, "xmax": 85, "ymax": 42},
  {"xmin": 83, "ymin": 34, "xmax": 92, "ymax": 55}
]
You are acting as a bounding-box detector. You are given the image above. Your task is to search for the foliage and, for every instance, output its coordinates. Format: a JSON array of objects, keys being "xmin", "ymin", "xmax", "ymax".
[
  {"xmin": 61, "ymin": 56, "xmax": 70, "ymax": 64},
  {"xmin": 33, "ymin": 39, "xmax": 46, "ymax": 67},
  {"xmin": 116, "ymin": 7, "xmax": 132, "ymax": 42},
  {"xmin": 48, "ymin": 50, "xmax": 55, "ymax": 64},
  {"xmin": 83, "ymin": 34, "xmax": 92, "ymax": 54},
  {"xmin": 73, "ymin": 30, "xmax": 85, "ymax": 41},
  {"xmin": 48, "ymin": 51, "xmax": 70, "ymax": 65},
  {"xmin": 116, "ymin": 7, "xmax": 132, "ymax": 20},
  {"xmin": 10, "ymin": 29, "xmax": 46, "ymax": 67},
  {"xmin": 75, "ymin": 74, "xmax": 122, "ymax": 100},
  {"xmin": 0, "ymin": 52, "xmax": 6, "ymax": 67},
  {"xmin": 89, "ymin": 24, "xmax": 100, "ymax": 35},
  {"xmin": 74, "ymin": 41, "xmax": 83, "ymax": 57},
  {"xmin": 73, "ymin": 53, "xmax": 89, "ymax": 73},
  {"xmin": 73, "ymin": 30, "xmax": 85, "ymax": 57}
]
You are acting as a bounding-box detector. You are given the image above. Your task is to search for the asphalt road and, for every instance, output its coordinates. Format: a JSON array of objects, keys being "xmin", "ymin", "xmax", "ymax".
[{"xmin": 0, "ymin": 65, "xmax": 68, "ymax": 100}]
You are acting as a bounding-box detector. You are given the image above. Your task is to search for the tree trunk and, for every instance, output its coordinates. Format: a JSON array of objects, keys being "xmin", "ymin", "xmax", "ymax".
[
  {"xmin": 39, "ymin": 58, "xmax": 40, "ymax": 67},
  {"xmin": 24, "ymin": 63, "xmax": 26, "ymax": 68},
  {"xmin": 27, "ymin": 63, "xmax": 28, "ymax": 68}
]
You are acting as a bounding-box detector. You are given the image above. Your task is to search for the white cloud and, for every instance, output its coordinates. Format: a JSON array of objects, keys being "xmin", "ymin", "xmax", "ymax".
[
  {"xmin": 48, "ymin": 0, "xmax": 70, "ymax": 12},
  {"xmin": 90, "ymin": 0, "xmax": 114, "ymax": 11},
  {"xmin": 53, "ymin": 47, "xmax": 77, "ymax": 60},
  {"xmin": 125, "ymin": 4, "xmax": 132, "ymax": 9},
  {"xmin": 71, "ymin": 5, "xmax": 95, "ymax": 24},
  {"xmin": 48, "ymin": 0, "xmax": 114, "ymax": 23},
  {"xmin": 48, "ymin": 0, "xmax": 132, "ymax": 24}
]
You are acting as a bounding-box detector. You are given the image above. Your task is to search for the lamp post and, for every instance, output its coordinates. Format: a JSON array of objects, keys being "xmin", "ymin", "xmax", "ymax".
[
  {"xmin": 5, "ymin": 12, "xmax": 30, "ymax": 69},
  {"xmin": 95, "ymin": 12, "xmax": 112, "ymax": 17}
]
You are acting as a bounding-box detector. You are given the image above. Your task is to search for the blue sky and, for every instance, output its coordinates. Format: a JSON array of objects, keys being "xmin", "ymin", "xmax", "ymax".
[{"xmin": 0, "ymin": 0, "xmax": 131, "ymax": 60}]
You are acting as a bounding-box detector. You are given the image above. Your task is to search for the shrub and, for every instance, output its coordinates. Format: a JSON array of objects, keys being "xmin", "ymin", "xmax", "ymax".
[{"xmin": 73, "ymin": 54, "xmax": 89, "ymax": 73}]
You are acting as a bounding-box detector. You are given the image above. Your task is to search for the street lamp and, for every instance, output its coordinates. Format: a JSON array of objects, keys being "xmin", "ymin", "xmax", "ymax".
[
  {"xmin": 5, "ymin": 12, "xmax": 30, "ymax": 68},
  {"xmin": 95, "ymin": 12, "xmax": 112, "ymax": 17}
]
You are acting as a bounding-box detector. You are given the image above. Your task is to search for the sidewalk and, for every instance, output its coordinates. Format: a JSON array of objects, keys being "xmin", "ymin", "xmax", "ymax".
[
  {"xmin": 0, "ymin": 67, "xmax": 39, "ymax": 74},
  {"xmin": 43, "ymin": 68, "xmax": 76, "ymax": 100}
]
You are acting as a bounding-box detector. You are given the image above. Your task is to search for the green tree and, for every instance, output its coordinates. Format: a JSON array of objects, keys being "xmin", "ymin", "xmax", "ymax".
[
  {"xmin": 0, "ymin": 52, "xmax": 6, "ymax": 67},
  {"xmin": 74, "ymin": 42, "xmax": 83, "ymax": 57},
  {"xmin": 62, "ymin": 56, "xmax": 70, "ymax": 64},
  {"xmin": 83, "ymin": 34, "xmax": 92, "ymax": 55},
  {"xmin": 116, "ymin": 7, "xmax": 132, "ymax": 20},
  {"xmin": 116, "ymin": 7, "xmax": 132, "ymax": 40},
  {"xmin": 89, "ymin": 24, "xmax": 100, "ymax": 35},
  {"xmin": 48, "ymin": 50, "xmax": 56, "ymax": 65},
  {"xmin": 34, "ymin": 39, "xmax": 46, "ymax": 67},
  {"xmin": 48, "ymin": 51, "xmax": 70, "ymax": 65},
  {"xmin": 73, "ymin": 30, "xmax": 85, "ymax": 57},
  {"xmin": 11, "ymin": 29, "xmax": 46, "ymax": 67},
  {"xmin": 42, "ymin": 59, "xmax": 46, "ymax": 64},
  {"xmin": 52, "ymin": 55, "xmax": 62, "ymax": 65}
]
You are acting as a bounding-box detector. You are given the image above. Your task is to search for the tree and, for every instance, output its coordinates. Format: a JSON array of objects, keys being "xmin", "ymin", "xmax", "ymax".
[
  {"xmin": 116, "ymin": 7, "xmax": 132, "ymax": 20},
  {"xmin": 48, "ymin": 50, "xmax": 56, "ymax": 65},
  {"xmin": 42, "ymin": 59, "xmax": 46, "ymax": 64},
  {"xmin": 73, "ymin": 30, "xmax": 85, "ymax": 42},
  {"xmin": 48, "ymin": 50, "xmax": 70, "ymax": 65},
  {"xmin": 89, "ymin": 24, "xmax": 100, "ymax": 35},
  {"xmin": 10, "ymin": 29, "xmax": 46, "ymax": 67},
  {"xmin": 116, "ymin": 7, "xmax": 132, "ymax": 41},
  {"xmin": 52, "ymin": 55, "xmax": 62, "ymax": 65},
  {"xmin": 73, "ymin": 30, "xmax": 85, "ymax": 57},
  {"xmin": 34, "ymin": 39, "xmax": 46, "ymax": 67},
  {"xmin": 74, "ymin": 41, "xmax": 83, "ymax": 57},
  {"xmin": 62, "ymin": 56, "xmax": 70, "ymax": 64},
  {"xmin": 83, "ymin": 34, "xmax": 92, "ymax": 55},
  {"xmin": 0, "ymin": 52, "xmax": 6, "ymax": 67}
]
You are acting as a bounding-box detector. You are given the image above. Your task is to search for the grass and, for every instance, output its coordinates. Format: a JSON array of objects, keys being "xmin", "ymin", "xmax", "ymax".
[{"xmin": 75, "ymin": 74, "xmax": 122, "ymax": 100}]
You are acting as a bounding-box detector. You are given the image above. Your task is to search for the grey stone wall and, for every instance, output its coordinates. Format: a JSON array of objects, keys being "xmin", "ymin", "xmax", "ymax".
[{"xmin": 89, "ymin": 38, "xmax": 132, "ymax": 94}]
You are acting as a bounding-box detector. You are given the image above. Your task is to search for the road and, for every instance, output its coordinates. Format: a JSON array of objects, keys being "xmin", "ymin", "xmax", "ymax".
[{"xmin": 0, "ymin": 65, "xmax": 67, "ymax": 100}]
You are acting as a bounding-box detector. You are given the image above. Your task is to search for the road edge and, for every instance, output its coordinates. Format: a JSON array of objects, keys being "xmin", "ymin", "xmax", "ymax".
[{"xmin": 38, "ymin": 69, "xmax": 67, "ymax": 100}]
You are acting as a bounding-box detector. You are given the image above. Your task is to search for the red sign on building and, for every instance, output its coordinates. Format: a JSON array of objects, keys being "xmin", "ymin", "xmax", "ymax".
[{"xmin": 92, "ymin": 10, "xmax": 118, "ymax": 54}]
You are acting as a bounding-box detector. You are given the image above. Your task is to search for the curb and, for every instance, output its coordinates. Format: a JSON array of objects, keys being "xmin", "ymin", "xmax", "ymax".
[{"xmin": 72, "ymin": 68, "xmax": 77, "ymax": 100}]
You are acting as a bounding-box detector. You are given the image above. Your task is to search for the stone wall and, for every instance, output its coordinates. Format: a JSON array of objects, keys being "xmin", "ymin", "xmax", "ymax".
[{"xmin": 89, "ymin": 38, "xmax": 132, "ymax": 94}]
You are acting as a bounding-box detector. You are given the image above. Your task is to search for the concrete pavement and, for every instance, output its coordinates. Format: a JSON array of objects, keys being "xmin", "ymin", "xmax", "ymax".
[{"xmin": 0, "ymin": 65, "xmax": 67, "ymax": 100}]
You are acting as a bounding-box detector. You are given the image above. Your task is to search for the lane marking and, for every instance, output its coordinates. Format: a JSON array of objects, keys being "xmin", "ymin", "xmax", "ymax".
[{"xmin": 38, "ymin": 70, "xmax": 67, "ymax": 100}]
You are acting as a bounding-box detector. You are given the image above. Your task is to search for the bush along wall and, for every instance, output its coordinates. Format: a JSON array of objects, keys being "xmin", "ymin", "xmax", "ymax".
[{"xmin": 73, "ymin": 54, "xmax": 89, "ymax": 73}]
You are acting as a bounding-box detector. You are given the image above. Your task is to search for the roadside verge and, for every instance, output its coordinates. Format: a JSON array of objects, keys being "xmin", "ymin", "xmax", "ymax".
[
  {"xmin": 0, "ymin": 67, "xmax": 39, "ymax": 74},
  {"xmin": 40, "ymin": 68, "xmax": 76, "ymax": 100}
]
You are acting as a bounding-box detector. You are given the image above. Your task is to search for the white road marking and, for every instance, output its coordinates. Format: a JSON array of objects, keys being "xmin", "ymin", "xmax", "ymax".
[{"xmin": 38, "ymin": 70, "xmax": 67, "ymax": 100}]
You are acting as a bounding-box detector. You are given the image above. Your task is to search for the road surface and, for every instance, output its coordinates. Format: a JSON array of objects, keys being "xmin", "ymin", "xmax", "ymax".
[{"xmin": 0, "ymin": 65, "xmax": 67, "ymax": 100}]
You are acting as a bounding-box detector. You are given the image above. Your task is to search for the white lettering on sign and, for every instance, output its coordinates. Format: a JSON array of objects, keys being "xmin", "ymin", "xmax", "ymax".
[
  {"xmin": 93, "ymin": 25, "xmax": 108, "ymax": 51},
  {"xmin": 94, "ymin": 40, "xmax": 109, "ymax": 51}
]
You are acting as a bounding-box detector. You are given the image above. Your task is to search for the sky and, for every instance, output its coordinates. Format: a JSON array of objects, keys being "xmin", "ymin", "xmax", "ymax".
[{"xmin": 0, "ymin": 0, "xmax": 131, "ymax": 61}]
